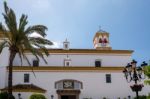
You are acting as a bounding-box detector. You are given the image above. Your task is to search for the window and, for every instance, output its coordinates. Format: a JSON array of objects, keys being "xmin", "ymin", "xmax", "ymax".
[
  {"xmin": 24, "ymin": 74, "xmax": 30, "ymax": 83},
  {"xmin": 106, "ymin": 74, "xmax": 111, "ymax": 83},
  {"xmin": 65, "ymin": 44, "xmax": 68, "ymax": 49},
  {"xmin": 64, "ymin": 60, "xmax": 71, "ymax": 67},
  {"xmin": 33, "ymin": 60, "xmax": 39, "ymax": 67},
  {"xmin": 66, "ymin": 62, "xmax": 70, "ymax": 66},
  {"xmin": 95, "ymin": 60, "xmax": 101, "ymax": 67}
]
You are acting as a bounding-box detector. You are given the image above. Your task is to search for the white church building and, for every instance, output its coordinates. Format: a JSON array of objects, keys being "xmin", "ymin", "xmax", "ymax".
[{"xmin": 0, "ymin": 30, "xmax": 150, "ymax": 99}]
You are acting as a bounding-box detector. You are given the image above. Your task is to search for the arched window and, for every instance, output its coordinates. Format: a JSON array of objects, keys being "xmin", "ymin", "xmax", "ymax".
[
  {"xmin": 99, "ymin": 38, "xmax": 102, "ymax": 43},
  {"xmin": 103, "ymin": 38, "xmax": 108, "ymax": 43}
]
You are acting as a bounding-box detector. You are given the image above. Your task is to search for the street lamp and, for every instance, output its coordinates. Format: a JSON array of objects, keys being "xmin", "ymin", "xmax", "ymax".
[
  {"xmin": 123, "ymin": 60, "xmax": 148, "ymax": 99},
  {"xmin": 18, "ymin": 93, "xmax": 22, "ymax": 99},
  {"xmin": 51, "ymin": 95, "xmax": 54, "ymax": 99}
]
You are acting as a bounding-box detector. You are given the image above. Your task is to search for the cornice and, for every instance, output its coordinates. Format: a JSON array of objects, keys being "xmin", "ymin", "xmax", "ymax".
[
  {"xmin": 10, "ymin": 66, "xmax": 124, "ymax": 72},
  {"xmin": 24, "ymin": 49, "xmax": 133, "ymax": 54}
]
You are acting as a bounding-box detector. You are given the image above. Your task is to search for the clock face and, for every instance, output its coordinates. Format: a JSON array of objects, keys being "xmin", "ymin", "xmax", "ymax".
[{"xmin": 63, "ymin": 81, "xmax": 74, "ymax": 89}]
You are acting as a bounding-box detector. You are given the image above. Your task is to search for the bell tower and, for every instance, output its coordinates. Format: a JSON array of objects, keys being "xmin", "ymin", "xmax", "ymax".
[
  {"xmin": 93, "ymin": 29, "xmax": 112, "ymax": 50},
  {"xmin": 63, "ymin": 39, "xmax": 70, "ymax": 50}
]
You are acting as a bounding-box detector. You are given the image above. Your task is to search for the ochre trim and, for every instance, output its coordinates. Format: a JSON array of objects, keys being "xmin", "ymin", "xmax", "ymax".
[
  {"xmin": 10, "ymin": 66, "xmax": 124, "ymax": 72},
  {"xmin": 47, "ymin": 49, "xmax": 133, "ymax": 54},
  {"xmin": 24, "ymin": 49, "xmax": 133, "ymax": 54},
  {"xmin": 12, "ymin": 89, "xmax": 45, "ymax": 93},
  {"xmin": 0, "ymin": 31, "xmax": 11, "ymax": 38},
  {"xmin": 0, "ymin": 32, "xmax": 4, "ymax": 38}
]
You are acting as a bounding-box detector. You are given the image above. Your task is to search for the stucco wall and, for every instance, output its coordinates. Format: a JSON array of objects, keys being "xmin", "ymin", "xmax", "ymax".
[
  {"xmin": 0, "ymin": 66, "xmax": 7, "ymax": 89},
  {"xmin": 12, "ymin": 71, "xmax": 150, "ymax": 99},
  {"xmin": 0, "ymin": 47, "xmax": 9, "ymax": 67},
  {"xmin": 13, "ymin": 53, "xmax": 132, "ymax": 67},
  {"xmin": 0, "ymin": 47, "xmax": 9, "ymax": 89}
]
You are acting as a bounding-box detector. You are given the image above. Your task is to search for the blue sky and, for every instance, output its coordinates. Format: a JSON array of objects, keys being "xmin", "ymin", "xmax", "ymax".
[{"xmin": 0, "ymin": 0, "xmax": 150, "ymax": 65}]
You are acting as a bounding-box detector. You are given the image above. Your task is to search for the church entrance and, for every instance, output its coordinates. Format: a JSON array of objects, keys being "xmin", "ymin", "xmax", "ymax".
[
  {"xmin": 57, "ymin": 90, "xmax": 80, "ymax": 99},
  {"xmin": 55, "ymin": 79, "xmax": 82, "ymax": 99},
  {"xmin": 61, "ymin": 95, "xmax": 76, "ymax": 99}
]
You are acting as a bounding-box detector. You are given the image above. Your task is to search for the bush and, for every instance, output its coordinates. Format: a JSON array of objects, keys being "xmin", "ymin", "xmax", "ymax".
[
  {"xmin": 0, "ymin": 92, "xmax": 15, "ymax": 99},
  {"xmin": 146, "ymin": 95, "xmax": 150, "ymax": 99},
  {"xmin": 30, "ymin": 93, "xmax": 46, "ymax": 99},
  {"xmin": 134, "ymin": 95, "xmax": 147, "ymax": 99}
]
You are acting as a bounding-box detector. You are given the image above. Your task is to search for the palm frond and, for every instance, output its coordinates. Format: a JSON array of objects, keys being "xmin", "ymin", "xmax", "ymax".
[
  {"xmin": 17, "ymin": 45, "xmax": 26, "ymax": 66},
  {"xmin": 18, "ymin": 14, "xmax": 28, "ymax": 33},
  {"xmin": 0, "ymin": 41, "xmax": 9, "ymax": 53},
  {"xmin": 2, "ymin": 2, "xmax": 18, "ymax": 46},
  {"xmin": 25, "ymin": 25, "xmax": 48, "ymax": 37},
  {"xmin": 29, "ymin": 37, "xmax": 53, "ymax": 45},
  {"xmin": 4, "ymin": 1, "xmax": 9, "ymax": 15},
  {"xmin": 21, "ymin": 52, "xmax": 36, "ymax": 78},
  {"xmin": 32, "ymin": 43, "xmax": 49, "ymax": 56},
  {"xmin": 21, "ymin": 39, "xmax": 47, "ymax": 63}
]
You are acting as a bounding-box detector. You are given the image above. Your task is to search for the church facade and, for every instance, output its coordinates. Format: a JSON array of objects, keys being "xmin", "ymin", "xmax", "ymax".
[{"xmin": 0, "ymin": 30, "xmax": 150, "ymax": 99}]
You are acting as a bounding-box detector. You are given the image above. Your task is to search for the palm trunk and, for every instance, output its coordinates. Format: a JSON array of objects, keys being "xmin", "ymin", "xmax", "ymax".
[{"xmin": 8, "ymin": 50, "xmax": 16, "ymax": 99}]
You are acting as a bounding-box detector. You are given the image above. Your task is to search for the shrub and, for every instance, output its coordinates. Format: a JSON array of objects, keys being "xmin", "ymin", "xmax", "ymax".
[
  {"xmin": 146, "ymin": 94, "xmax": 150, "ymax": 99},
  {"xmin": 30, "ymin": 93, "xmax": 46, "ymax": 99},
  {"xmin": 0, "ymin": 92, "xmax": 15, "ymax": 99},
  {"xmin": 134, "ymin": 95, "xmax": 147, "ymax": 99}
]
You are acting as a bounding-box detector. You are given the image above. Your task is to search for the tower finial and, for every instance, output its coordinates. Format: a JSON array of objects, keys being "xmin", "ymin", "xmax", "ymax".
[
  {"xmin": 63, "ymin": 38, "xmax": 70, "ymax": 50},
  {"xmin": 65, "ymin": 38, "xmax": 68, "ymax": 42},
  {"xmin": 98, "ymin": 26, "xmax": 106, "ymax": 33}
]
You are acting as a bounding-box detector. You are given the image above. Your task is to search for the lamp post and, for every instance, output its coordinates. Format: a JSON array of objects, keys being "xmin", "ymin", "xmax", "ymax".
[
  {"xmin": 51, "ymin": 95, "xmax": 54, "ymax": 99},
  {"xmin": 123, "ymin": 60, "xmax": 148, "ymax": 99},
  {"xmin": 18, "ymin": 93, "xmax": 22, "ymax": 99}
]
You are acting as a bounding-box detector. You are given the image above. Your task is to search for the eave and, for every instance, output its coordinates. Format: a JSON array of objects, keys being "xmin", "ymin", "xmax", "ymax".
[{"xmin": 0, "ymin": 84, "xmax": 46, "ymax": 93}]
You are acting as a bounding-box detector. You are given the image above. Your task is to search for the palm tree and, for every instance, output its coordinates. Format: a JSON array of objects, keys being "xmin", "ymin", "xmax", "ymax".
[{"xmin": 0, "ymin": 2, "xmax": 53, "ymax": 98}]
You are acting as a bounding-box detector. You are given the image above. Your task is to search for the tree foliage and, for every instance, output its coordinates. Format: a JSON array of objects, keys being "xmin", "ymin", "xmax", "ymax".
[
  {"xmin": 0, "ymin": 92, "xmax": 15, "ymax": 99},
  {"xmin": 0, "ymin": 1, "xmax": 53, "ymax": 98},
  {"xmin": 144, "ymin": 66, "xmax": 150, "ymax": 85}
]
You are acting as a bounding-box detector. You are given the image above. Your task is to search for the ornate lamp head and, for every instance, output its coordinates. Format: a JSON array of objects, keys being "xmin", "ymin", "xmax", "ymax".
[
  {"xmin": 131, "ymin": 60, "xmax": 137, "ymax": 68},
  {"xmin": 126, "ymin": 63, "xmax": 132, "ymax": 72},
  {"xmin": 141, "ymin": 61, "xmax": 148, "ymax": 67}
]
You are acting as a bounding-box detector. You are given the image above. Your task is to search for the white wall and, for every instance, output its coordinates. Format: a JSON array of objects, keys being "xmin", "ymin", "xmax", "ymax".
[
  {"xmin": 0, "ymin": 47, "xmax": 9, "ymax": 67},
  {"xmin": 0, "ymin": 66, "xmax": 7, "ymax": 89},
  {"xmin": 13, "ymin": 92, "xmax": 48, "ymax": 99},
  {"xmin": 0, "ymin": 46, "xmax": 9, "ymax": 89},
  {"xmin": 12, "ymin": 71, "xmax": 150, "ymax": 99},
  {"xmin": 13, "ymin": 53, "xmax": 132, "ymax": 67}
]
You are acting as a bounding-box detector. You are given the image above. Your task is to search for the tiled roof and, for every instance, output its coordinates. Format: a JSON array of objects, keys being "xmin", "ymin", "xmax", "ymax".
[{"xmin": 0, "ymin": 84, "xmax": 46, "ymax": 93}]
